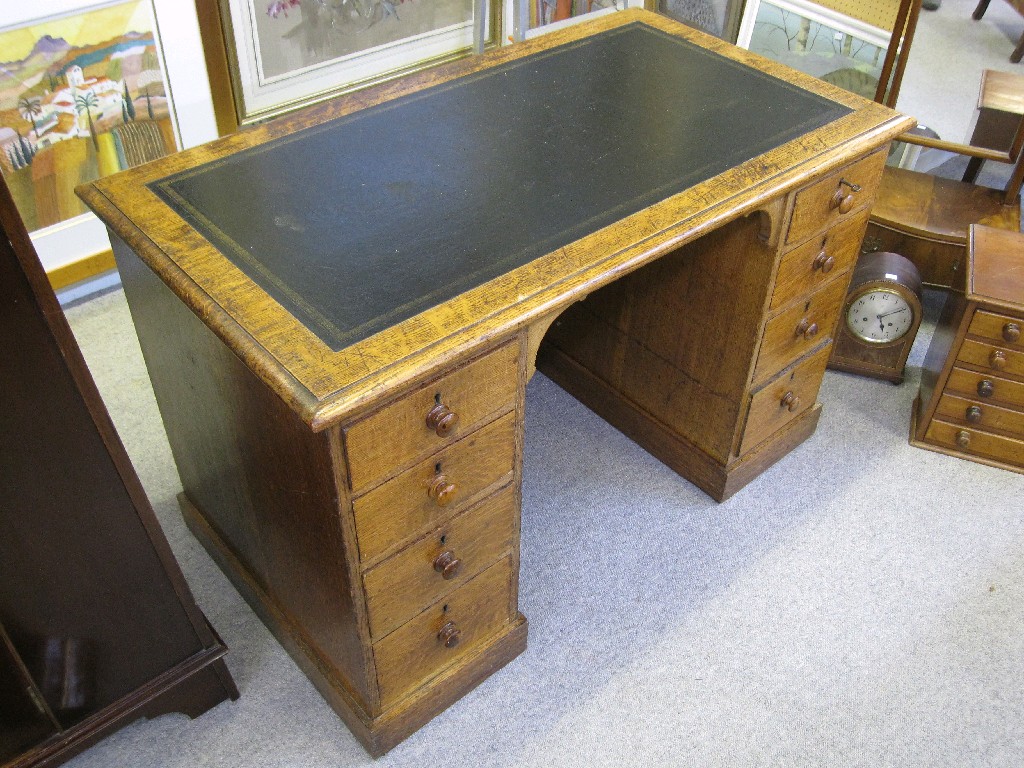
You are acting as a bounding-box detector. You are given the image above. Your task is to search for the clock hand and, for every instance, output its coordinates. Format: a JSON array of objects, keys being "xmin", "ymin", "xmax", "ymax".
[{"xmin": 876, "ymin": 308, "xmax": 909, "ymax": 319}]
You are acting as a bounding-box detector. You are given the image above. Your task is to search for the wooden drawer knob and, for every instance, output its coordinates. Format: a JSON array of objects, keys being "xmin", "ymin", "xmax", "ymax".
[
  {"xmin": 990, "ymin": 350, "xmax": 1008, "ymax": 371},
  {"xmin": 829, "ymin": 190, "xmax": 855, "ymax": 214},
  {"xmin": 433, "ymin": 550, "xmax": 461, "ymax": 580},
  {"xmin": 795, "ymin": 318, "xmax": 819, "ymax": 340},
  {"xmin": 437, "ymin": 621, "xmax": 461, "ymax": 649},
  {"xmin": 426, "ymin": 402, "xmax": 459, "ymax": 437},
  {"xmin": 813, "ymin": 251, "xmax": 835, "ymax": 273},
  {"xmin": 965, "ymin": 405, "xmax": 983, "ymax": 424},
  {"xmin": 1004, "ymin": 322, "xmax": 1021, "ymax": 343},
  {"xmin": 955, "ymin": 430, "xmax": 971, "ymax": 450},
  {"xmin": 427, "ymin": 474, "xmax": 457, "ymax": 506},
  {"xmin": 781, "ymin": 391, "xmax": 801, "ymax": 412},
  {"xmin": 978, "ymin": 379, "xmax": 995, "ymax": 398}
]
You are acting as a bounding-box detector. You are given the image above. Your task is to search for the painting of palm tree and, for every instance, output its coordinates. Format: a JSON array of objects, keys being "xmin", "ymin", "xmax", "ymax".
[{"xmin": 0, "ymin": 0, "xmax": 178, "ymax": 232}]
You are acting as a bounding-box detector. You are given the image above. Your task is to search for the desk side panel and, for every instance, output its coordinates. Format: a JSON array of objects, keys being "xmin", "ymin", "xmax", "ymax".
[{"xmin": 111, "ymin": 236, "xmax": 376, "ymax": 712}]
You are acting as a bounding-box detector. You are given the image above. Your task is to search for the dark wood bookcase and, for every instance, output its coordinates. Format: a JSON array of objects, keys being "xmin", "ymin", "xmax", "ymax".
[{"xmin": 0, "ymin": 179, "xmax": 238, "ymax": 768}]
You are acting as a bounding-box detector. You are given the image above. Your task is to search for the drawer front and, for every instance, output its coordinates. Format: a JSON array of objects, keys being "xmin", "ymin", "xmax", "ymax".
[
  {"xmin": 786, "ymin": 149, "xmax": 886, "ymax": 245},
  {"xmin": 946, "ymin": 367, "xmax": 1024, "ymax": 408},
  {"xmin": 345, "ymin": 341, "xmax": 519, "ymax": 494},
  {"xmin": 374, "ymin": 556, "xmax": 514, "ymax": 708},
  {"xmin": 957, "ymin": 338, "xmax": 1024, "ymax": 379},
  {"xmin": 967, "ymin": 309, "xmax": 1024, "ymax": 349},
  {"xmin": 363, "ymin": 486, "xmax": 517, "ymax": 640},
  {"xmin": 934, "ymin": 393, "xmax": 1024, "ymax": 437},
  {"xmin": 925, "ymin": 418, "xmax": 1024, "ymax": 468},
  {"xmin": 740, "ymin": 343, "xmax": 831, "ymax": 455},
  {"xmin": 753, "ymin": 276, "xmax": 847, "ymax": 385},
  {"xmin": 770, "ymin": 209, "xmax": 868, "ymax": 313},
  {"xmin": 353, "ymin": 412, "xmax": 517, "ymax": 566}
]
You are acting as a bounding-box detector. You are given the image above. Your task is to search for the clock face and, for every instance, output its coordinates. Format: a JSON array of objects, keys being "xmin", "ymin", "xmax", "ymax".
[{"xmin": 846, "ymin": 288, "xmax": 915, "ymax": 344}]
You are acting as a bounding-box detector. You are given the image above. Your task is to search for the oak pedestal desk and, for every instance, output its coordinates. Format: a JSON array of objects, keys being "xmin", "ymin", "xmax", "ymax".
[{"xmin": 79, "ymin": 10, "xmax": 912, "ymax": 756}]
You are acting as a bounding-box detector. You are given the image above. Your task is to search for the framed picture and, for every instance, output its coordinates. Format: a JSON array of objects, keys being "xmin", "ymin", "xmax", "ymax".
[
  {"xmin": 658, "ymin": 0, "xmax": 746, "ymax": 41},
  {"xmin": 197, "ymin": 0, "xmax": 503, "ymax": 128},
  {"xmin": 0, "ymin": 0, "xmax": 216, "ymax": 281},
  {"xmin": 736, "ymin": 0, "xmax": 894, "ymax": 101}
]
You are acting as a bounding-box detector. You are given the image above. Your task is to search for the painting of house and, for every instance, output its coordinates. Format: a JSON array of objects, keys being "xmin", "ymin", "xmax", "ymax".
[{"xmin": 0, "ymin": 1, "xmax": 177, "ymax": 231}]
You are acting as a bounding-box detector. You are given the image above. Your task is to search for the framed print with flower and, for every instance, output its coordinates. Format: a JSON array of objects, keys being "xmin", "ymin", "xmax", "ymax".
[{"xmin": 199, "ymin": 0, "xmax": 502, "ymax": 128}]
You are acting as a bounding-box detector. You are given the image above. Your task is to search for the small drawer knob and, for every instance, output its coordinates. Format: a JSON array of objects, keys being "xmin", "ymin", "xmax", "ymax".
[
  {"xmin": 433, "ymin": 550, "xmax": 461, "ymax": 580},
  {"xmin": 427, "ymin": 474, "xmax": 457, "ymax": 506},
  {"xmin": 437, "ymin": 621, "xmax": 461, "ymax": 649},
  {"xmin": 990, "ymin": 350, "xmax": 1008, "ymax": 371},
  {"xmin": 781, "ymin": 391, "xmax": 801, "ymax": 412},
  {"xmin": 955, "ymin": 430, "xmax": 971, "ymax": 450},
  {"xmin": 813, "ymin": 251, "xmax": 835, "ymax": 273},
  {"xmin": 977, "ymin": 379, "xmax": 995, "ymax": 398},
  {"xmin": 829, "ymin": 190, "xmax": 855, "ymax": 214},
  {"xmin": 1004, "ymin": 322, "xmax": 1021, "ymax": 343},
  {"xmin": 965, "ymin": 405, "xmax": 983, "ymax": 424},
  {"xmin": 426, "ymin": 402, "xmax": 459, "ymax": 437},
  {"xmin": 796, "ymin": 318, "xmax": 819, "ymax": 340}
]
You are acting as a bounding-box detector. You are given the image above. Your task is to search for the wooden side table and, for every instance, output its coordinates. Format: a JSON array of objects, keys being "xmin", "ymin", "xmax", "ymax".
[
  {"xmin": 911, "ymin": 224, "xmax": 1024, "ymax": 473},
  {"xmin": 963, "ymin": 69, "xmax": 1024, "ymax": 182}
]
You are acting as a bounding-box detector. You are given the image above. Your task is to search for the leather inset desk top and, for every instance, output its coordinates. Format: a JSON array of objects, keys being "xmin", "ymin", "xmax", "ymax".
[{"xmin": 151, "ymin": 23, "xmax": 850, "ymax": 351}]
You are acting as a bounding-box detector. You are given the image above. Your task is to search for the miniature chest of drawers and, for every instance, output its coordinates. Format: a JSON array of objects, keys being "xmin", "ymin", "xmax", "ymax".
[{"xmin": 912, "ymin": 224, "xmax": 1024, "ymax": 473}]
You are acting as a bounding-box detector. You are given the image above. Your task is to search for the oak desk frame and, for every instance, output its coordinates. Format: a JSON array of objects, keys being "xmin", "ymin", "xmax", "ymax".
[{"xmin": 80, "ymin": 10, "xmax": 912, "ymax": 756}]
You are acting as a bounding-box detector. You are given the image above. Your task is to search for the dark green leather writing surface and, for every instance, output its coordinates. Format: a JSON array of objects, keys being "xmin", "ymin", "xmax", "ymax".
[{"xmin": 152, "ymin": 22, "xmax": 850, "ymax": 351}]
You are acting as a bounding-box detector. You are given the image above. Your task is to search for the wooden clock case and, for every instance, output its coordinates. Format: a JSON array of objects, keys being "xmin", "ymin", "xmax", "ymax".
[{"xmin": 829, "ymin": 250, "xmax": 924, "ymax": 384}]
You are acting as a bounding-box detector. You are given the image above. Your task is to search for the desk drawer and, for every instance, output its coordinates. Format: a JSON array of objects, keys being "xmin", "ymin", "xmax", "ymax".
[
  {"xmin": 946, "ymin": 367, "xmax": 1024, "ymax": 408},
  {"xmin": 740, "ymin": 343, "xmax": 830, "ymax": 455},
  {"xmin": 933, "ymin": 393, "xmax": 1024, "ymax": 437},
  {"xmin": 353, "ymin": 412, "xmax": 517, "ymax": 566},
  {"xmin": 924, "ymin": 418, "xmax": 1024, "ymax": 467},
  {"xmin": 345, "ymin": 342, "xmax": 519, "ymax": 494},
  {"xmin": 753, "ymin": 277, "xmax": 847, "ymax": 385},
  {"xmin": 786, "ymin": 150, "xmax": 885, "ymax": 245},
  {"xmin": 967, "ymin": 309, "xmax": 1024, "ymax": 348},
  {"xmin": 770, "ymin": 210, "xmax": 867, "ymax": 313},
  {"xmin": 374, "ymin": 556, "xmax": 514, "ymax": 709},
  {"xmin": 956, "ymin": 338, "xmax": 1024, "ymax": 379},
  {"xmin": 363, "ymin": 486, "xmax": 517, "ymax": 640}
]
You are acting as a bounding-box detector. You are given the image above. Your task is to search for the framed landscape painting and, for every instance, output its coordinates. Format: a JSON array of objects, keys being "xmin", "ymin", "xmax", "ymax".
[{"xmin": 0, "ymin": 0, "xmax": 178, "ymax": 234}]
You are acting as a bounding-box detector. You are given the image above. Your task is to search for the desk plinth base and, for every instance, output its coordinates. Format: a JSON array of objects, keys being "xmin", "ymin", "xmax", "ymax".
[
  {"xmin": 179, "ymin": 493, "xmax": 528, "ymax": 757},
  {"xmin": 538, "ymin": 345, "xmax": 822, "ymax": 501}
]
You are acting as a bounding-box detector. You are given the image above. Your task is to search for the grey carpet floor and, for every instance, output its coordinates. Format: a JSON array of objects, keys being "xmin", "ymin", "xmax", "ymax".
[{"xmin": 60, "ymin": 279, "xmax": 1024, "ymax": 767}]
